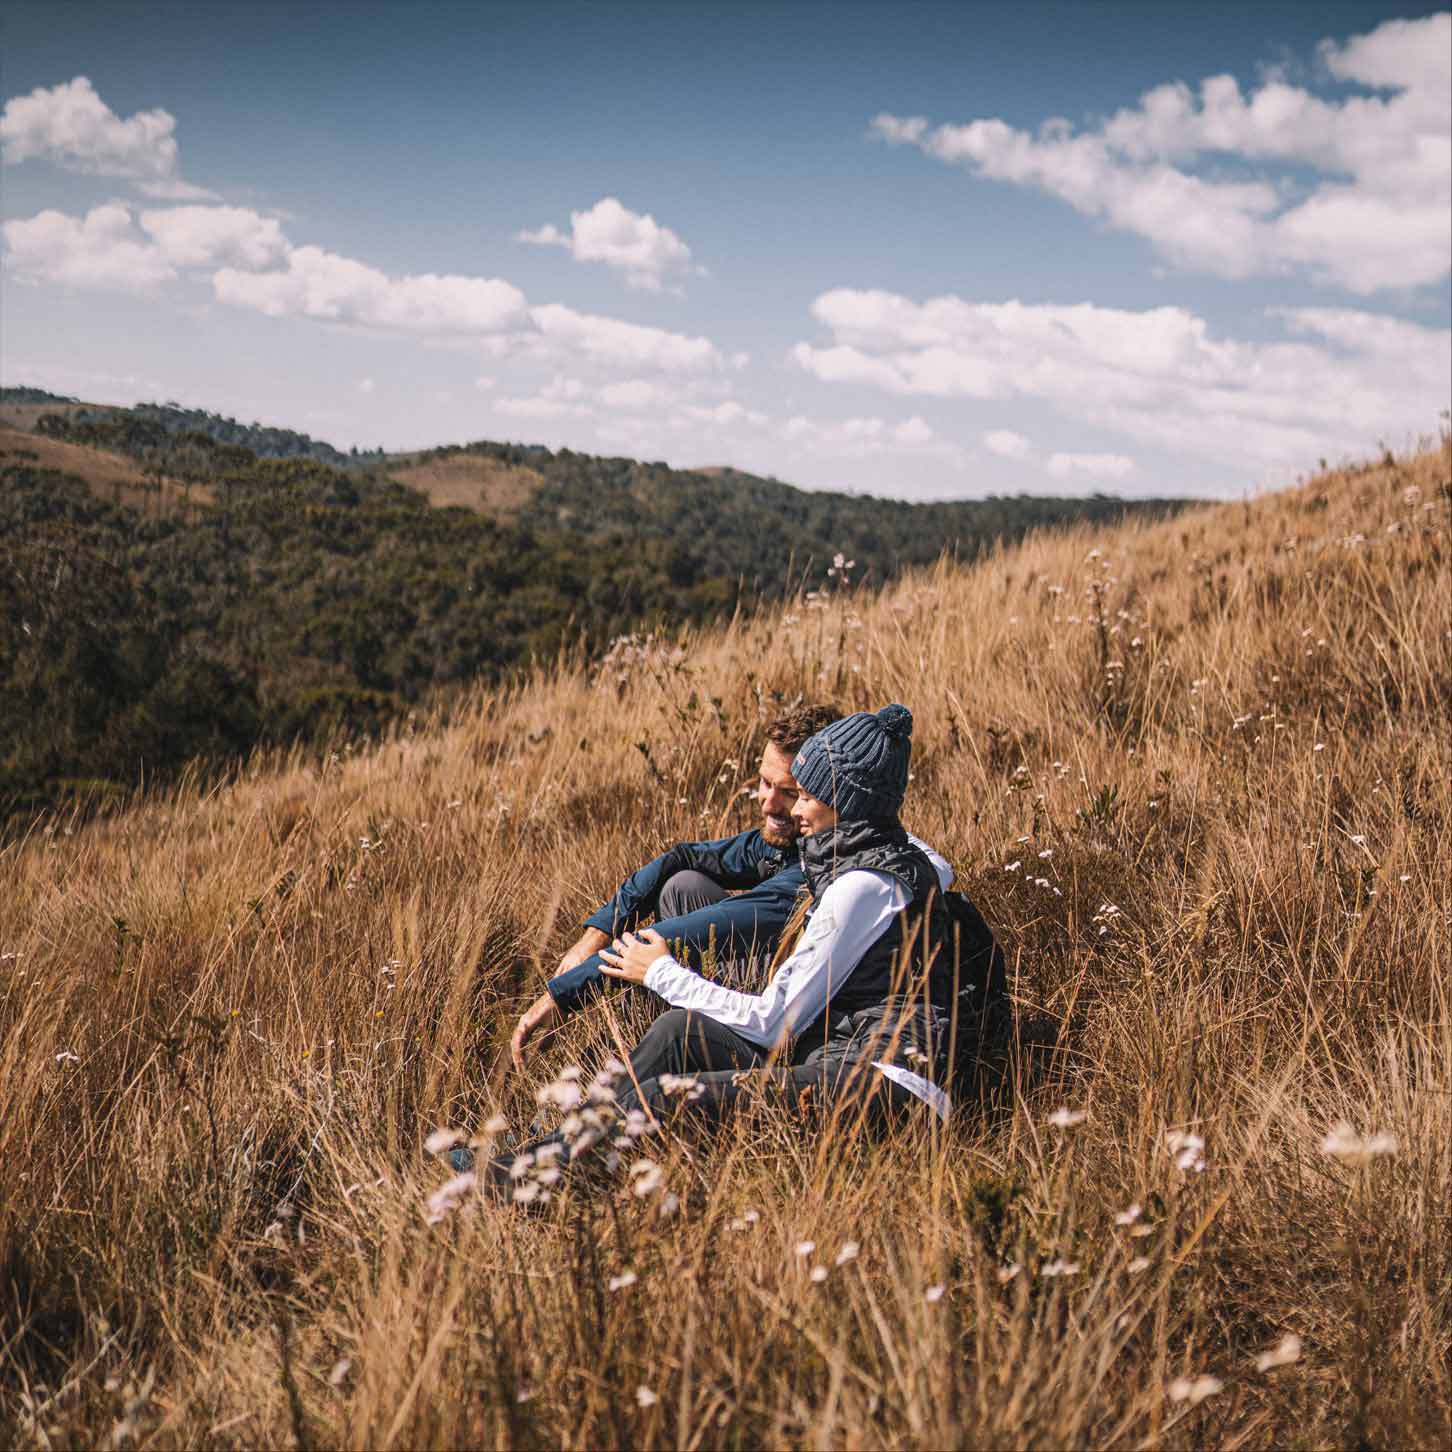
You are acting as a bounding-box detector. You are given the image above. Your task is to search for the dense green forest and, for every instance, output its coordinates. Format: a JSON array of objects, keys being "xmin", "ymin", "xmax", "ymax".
[{"xmin": 1, "ymin": 397, "xmax": 1186, "ymax": 817}]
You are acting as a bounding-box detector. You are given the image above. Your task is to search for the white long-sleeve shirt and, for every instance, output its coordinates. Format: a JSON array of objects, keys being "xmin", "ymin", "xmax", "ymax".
[{"xmin": 643, "ymin": 835, "xmax": 952, "ymax": 1049}]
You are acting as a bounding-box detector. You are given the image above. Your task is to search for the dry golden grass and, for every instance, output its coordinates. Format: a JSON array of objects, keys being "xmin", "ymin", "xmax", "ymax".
[{"xmin": 2, "ymin": 442, "xmax": 1448, "ymax": 1450}]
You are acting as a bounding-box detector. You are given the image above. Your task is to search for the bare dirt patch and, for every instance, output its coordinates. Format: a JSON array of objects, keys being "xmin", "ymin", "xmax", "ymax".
[
  {"xmin": 388, "ymin": 451, "xmax": 545, "ymax": 517},
  {"xmin": 0, "ymin": 424, "xmax": 213, "ymax": 513}
]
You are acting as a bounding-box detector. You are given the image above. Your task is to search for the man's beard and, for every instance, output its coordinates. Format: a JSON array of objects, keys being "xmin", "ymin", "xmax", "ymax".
[{"xmin": 761, "ymin": 814, "xmax": 798, "ymax": 848}]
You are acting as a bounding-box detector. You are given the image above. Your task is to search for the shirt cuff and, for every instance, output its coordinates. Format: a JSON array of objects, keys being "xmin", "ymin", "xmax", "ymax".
[{"xmin": 644, "ymin": 955, "xmax": 684, "ymax": 996}]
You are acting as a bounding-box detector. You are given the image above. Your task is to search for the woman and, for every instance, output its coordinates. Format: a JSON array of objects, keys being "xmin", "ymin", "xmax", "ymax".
[{"xmin": 482, "ymin": 705, "xmax": 961, "ymax": 1197}]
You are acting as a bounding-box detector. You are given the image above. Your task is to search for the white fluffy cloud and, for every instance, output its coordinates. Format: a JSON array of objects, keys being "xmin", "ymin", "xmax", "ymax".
[
  {"xmin": 599, "ymin": 378, "xmax": 674, "ymax": 409},
  {"xmin": 495, "ymin": 375, "xmax": 593, "ymax": 421},
  {"xmin": 1047, "ymin": 452, "xmax": 1136, "ymax": 481},
  {"xmin": 1, "ymin": 75, "xmax": 214, "ymax": 197},
  {"xmin": 793, "ymin": 286, "xmax": 1450, "ymax": 474},
  {"xmin": 517, "ymin": 196, "xmax": 696, "ymax": 290},
  {"xmin": 527, "ymin": 303, "xmax": 722, "ymax": 372},
  {"xmin": 3, "ymin": 203, "xmax": 176, "ymax": 291},
  {"xmin": 139, "ymin": 205, "xmax": 289, "ymax": 269},
  {"xmin": 872, "ymin": 13, "xmax": 1450, "ymax": 292},
  {"xmin": 3, "ymin": 200, "xmax": 290, "ymax": 289},
  {"xmin": 780, "ymin": 411, "xmax": 955, "ymax": 459},
  {"xmin": 214, "ymin": 245, "xmax": 530, "ymax": 333},
  {"xmin": 983, "ymin": 429, "xmax": 1031, "ymax": 459}
]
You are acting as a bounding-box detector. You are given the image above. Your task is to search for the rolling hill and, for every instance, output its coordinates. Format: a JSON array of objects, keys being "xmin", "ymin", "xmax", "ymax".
[
  {"xmin": 1, "ymin": 439, "xmax": 1445, "ymax": 1449},
  {"xmin": 1, "ymin": 389, "xmax": 1187, "ymax": 813}
]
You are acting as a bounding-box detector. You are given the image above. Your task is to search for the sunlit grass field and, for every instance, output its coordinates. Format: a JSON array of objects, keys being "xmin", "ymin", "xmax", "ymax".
[{"xmin": 3, "ymin": 440, "xmax": 1448, "ymax": 1449}]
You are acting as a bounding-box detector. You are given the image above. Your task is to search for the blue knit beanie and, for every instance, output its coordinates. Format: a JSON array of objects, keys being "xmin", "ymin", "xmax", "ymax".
[{"xmin": 791, "ymin": 703, "xmax": 913, "ymax": 822}]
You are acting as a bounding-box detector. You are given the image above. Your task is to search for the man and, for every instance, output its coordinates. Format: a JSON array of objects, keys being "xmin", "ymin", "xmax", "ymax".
[{"xmin": 509, "ymin": 703, "xmax": 842, "ymax": 1067}]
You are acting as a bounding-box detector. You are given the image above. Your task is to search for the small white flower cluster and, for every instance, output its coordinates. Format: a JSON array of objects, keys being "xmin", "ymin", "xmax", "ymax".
[
  {"xmin": 1168, "ymin": 1373, "xmax": 1222, "ymax": 1405},
  {"xmin": 1165, "ymin": 1128, "xmax": 1207, "ymax": 1173},
  {"xmin": 1092, "ymin": 902, "xmax": 1122, "ymax": 937},
  {"xmin": 1047, "ymin": 1106, "xmax": 1087, "ymax": 1129},
  {"xmin": 1321, "ymin": 1120, "xmax": 1397, "ymax": 1165},
  {"xmin": 658, "ymin": 1073, "xmax": 705, "ymax": 1101}
]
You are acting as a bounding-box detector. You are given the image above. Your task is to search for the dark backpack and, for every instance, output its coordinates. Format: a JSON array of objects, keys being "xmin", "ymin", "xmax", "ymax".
[{"xmin": 937, "ymin": 889, "xmax": 1010, "ymax": 1075}]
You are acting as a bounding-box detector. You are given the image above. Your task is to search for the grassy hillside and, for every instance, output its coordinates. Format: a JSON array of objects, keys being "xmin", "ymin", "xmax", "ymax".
[
  {"xmin": 2, "ymin": 399, "xmax": 1183, "ymax": 816},
  {"xmin": 2, "ymin": 438, "xmax": 1446, "ymax": 1448}
]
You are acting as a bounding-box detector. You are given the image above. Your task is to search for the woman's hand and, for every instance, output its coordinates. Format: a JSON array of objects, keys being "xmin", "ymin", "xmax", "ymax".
[{"xmin": 598, "ymin": 927, "xmax": 670, "ymax": 984}]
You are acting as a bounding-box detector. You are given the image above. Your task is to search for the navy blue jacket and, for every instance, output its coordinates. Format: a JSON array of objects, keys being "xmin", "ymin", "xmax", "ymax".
[{"xmin": 547, "ymin": 829, "xmax": 806, "ymax": 1015}]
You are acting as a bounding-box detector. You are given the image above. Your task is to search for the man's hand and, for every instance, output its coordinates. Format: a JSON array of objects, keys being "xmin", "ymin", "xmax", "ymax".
[
  {"xmin": 511, "ymin": 990, "xmax": 562, "ymax": 1071},
  {"xmin": 556, "ymin": 927, "xmax": 610, "ymax": 977}
]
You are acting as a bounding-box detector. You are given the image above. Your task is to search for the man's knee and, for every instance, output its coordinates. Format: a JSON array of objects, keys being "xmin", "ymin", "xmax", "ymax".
[{"xmin": 658, "ymin": 870, "xmax": 728, "ymax": 919}]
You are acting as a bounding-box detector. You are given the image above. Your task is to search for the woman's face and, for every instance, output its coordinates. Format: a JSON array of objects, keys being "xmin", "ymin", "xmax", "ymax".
[{"xmin": 790, "ymin": 789, "xmax": 839, "ymax": 838}]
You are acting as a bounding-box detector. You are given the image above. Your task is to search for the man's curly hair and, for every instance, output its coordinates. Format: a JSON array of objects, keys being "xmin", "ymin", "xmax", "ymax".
[{"xmin": 765, "ymin": 703, "xmax": 842, "ymax": 759}]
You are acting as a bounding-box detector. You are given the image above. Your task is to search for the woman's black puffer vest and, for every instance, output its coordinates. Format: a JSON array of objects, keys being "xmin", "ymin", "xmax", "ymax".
[{"xmin": 798, "ymin": 819, "xmax": 953, "ymax": 1017}]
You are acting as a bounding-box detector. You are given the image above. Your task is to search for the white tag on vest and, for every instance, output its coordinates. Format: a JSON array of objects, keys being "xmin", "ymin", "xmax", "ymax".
[{"xmin": 871, "ymin": 1061, "xmax": 952, "ymax": 1121}]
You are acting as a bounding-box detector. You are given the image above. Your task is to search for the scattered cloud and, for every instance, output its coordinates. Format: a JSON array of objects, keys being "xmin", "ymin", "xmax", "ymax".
[
  {"xmin": 779, "ymin": 411, "xmax": 958, "ymax": 461},
  {"xmin": 598, "ymin": 378, "xmax": 672, "ymax": 410},
  {"xmin": 139, "ymin": 205, "xmax": 289, "ymax": 269},
  {"xmin": 984, "ymin": 429, "xmax": 1031, "ymax": 459},
  {"xmin": 872, "ymin": 13, "xmax": 1451, "ymax": 293},
  {"xmin": 681, "ymin": 400, "xmax": 767, "ymax": 428},
  {"xmin": 214, "ymin": 245, "xmax": 531, "ymax": 333},
  {"xmin": 517, "ymin": 196, "xmax": 697, "ymax": 290},
  {"xmin": 474, "ymin": 375, "xmax": 496, "ymax": 391},
  {"xmin": 1, "ymin": 75, "xmax": 214, "ymax": 197},
  {"xmin": 1047, "ymin": 451, "xmax": 1136, "ymax": 481},
  {"xmin": 494, "ymin": 375, "xmax": 593, "ymax": 420},
  {"xmin": 3, "ymin": 203, "xmax": 176, "ymax": 291},
  {"xmin": 793, "ymin": 286, "xmax": 1450, "ymax": 474},
  {"xmin": 527, "ymin": 303, "xmax": 722, "ymax": 372},
  {"xmin": 358, "ymin": 378, "xmax": 375, "ymax": 394}
]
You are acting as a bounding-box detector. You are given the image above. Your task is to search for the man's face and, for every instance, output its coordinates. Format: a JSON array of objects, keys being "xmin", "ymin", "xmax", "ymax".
[{"xmin": 757, "ymin": 743, "xmax": 803, "ymax": 847}]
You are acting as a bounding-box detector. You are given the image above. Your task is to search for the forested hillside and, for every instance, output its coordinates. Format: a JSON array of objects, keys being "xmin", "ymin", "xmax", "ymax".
[{"xmin": 2, "ymin": 396, "xmax": 1184, "ymax": 816}]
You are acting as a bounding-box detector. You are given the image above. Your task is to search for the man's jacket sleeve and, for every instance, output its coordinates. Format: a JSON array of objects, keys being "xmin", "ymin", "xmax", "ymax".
[
  {"xmin": 549, "ymin": 871, "xmax": 802, "ymax": 1017},
  {"xmin": 582, "ymin": 829, "xmax": 769, "ymax": 936}
]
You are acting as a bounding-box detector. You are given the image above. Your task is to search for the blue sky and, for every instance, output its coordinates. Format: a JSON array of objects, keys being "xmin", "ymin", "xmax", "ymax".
[{"xmin": 3, "ymin": 1, "xmax": 1447, "ymax": 498}]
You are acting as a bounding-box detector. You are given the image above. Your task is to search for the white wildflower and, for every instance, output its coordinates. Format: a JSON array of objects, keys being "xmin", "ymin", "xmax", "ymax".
[
  {"xmin": 536, "ymin": 1075, "xmax": 583, "ymax": 1110},
  {"xmin": 997, "ymin": 1262, "xmax": 1022, "ymax": 1284},
  {"xmin": 1165, "ymin": 1129, "xmax": 1206, "ymax": 1173},
  {"xmin": 1255, "ymin": 1333, "xmax": 1302, "ymax": 1371},
  {"xmin": 1047, "ymin": 1107, "xmax": 1087, "ymax": 1129},
  {"xmin": 1040, "ymin": 1259, "xmax": 1081, "ymax": 1277},
  {"xmin": 924, "ymin": 1284, "xmax": 946, "ymax": 1302},
  {"xmin": 424, "ymin": 1171, "xmax": 477, "ymax": 1224},
  {"xmin": 1128, "ymin": 1256, "xmax": 1150, "ymax": 1274},
  {"xmin": 328, "ymin": 1358, "xmax": 352, "ymax": 1387},
  {"xmin": 1321, "ymin": 1120, "xmax": 1397, "ymax": 1165},
  {"xmin": 608, "ymin": 1271, "xmax": 638, "ymax": 1292},
  {"xmin": 1113, "ymin": 1202, "xmax": 1142, "ymax": 1227},
  {"xmin": 630, "ymin": 1160, "xmax": 663, "ymax": 1196},
  {"xmin": 835, "ymin": 1242, "xmax": 859, "ymax": 1266},
  {"xmin": 635, "ymin": 1385, "xmax": 658, "ymax": 1408},
  {"xmin": 810, "ymin": 1266, "xmax": 829, "ymax": 1283},
  {"xmin": 1168, "ymin": 1374, "xmax": 1222, "ymax": 1405},
  {"xmin": 795, "ymin": 1240, "xmax": 817, "ymax": 1258},
  {"xmin": 423, "ymin": 1127, "xmax": 463, "ymax": 1155}
]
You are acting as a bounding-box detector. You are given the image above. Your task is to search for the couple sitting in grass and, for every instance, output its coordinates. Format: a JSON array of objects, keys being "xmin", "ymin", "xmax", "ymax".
[{"xmin": 454, "ymin": 702, "xmax": 1005, "ymax": 1197}]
